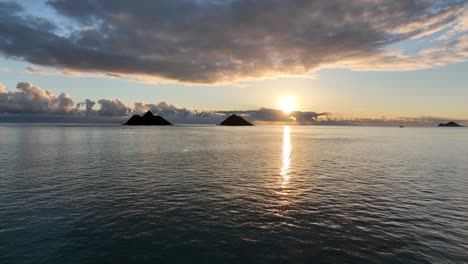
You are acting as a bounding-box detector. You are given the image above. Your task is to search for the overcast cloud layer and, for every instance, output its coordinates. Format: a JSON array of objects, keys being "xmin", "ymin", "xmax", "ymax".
[{"xmin": 0, "ymin": 0, "xmax": 467, "ymax": 83}]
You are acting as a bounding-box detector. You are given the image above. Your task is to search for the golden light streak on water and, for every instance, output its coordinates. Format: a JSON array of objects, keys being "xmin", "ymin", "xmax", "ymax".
[{"xmin": 280, "ymin": 126, "xmax": 291, "ymax": 190}]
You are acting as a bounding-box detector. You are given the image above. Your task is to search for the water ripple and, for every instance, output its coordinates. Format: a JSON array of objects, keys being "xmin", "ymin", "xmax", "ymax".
[{"xmin": 1, "ymin": 125, "xmax": 467, "ymax": 263}]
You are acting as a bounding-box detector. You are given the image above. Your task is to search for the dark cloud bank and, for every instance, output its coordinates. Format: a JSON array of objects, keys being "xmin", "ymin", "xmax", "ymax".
[
  {"xmin": 0, "ymin": 82, "xmax": 465, "ymax": 126},
  {"xmin": 0, "ymin": 0, "xmax": 467, "ymax": 83}
]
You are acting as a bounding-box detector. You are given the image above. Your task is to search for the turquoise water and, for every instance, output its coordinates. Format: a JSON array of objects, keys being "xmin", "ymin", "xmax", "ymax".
[{"xmin": 1, "ymin": 124, "xmax": 467, "ymax": 263}]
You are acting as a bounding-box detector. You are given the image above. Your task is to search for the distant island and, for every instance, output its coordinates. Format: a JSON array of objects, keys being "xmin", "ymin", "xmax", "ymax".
[
  {"xmin": 438, "ymin": 122, "xmax": 463, "ymax": 127},
  {"xmin": 123, "ymin": 111, "xmax": 172, "ymax": 125},
  {"xmin": 220, "ymin": 114, "xmax": 254, "ymax": 126}
]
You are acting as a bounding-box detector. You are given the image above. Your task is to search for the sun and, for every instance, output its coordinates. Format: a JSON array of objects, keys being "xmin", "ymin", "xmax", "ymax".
[{"xmin": 279, "ymin": 96, "xmax": 296, "ymax": 114}]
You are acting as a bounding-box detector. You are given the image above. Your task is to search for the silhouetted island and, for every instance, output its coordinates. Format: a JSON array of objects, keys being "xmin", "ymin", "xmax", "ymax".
[
  {"xmin": 220, "ymin": 114, "xmax": 254, "ymax": 126},
  {"xmin": 438, "ymin": 122, "xmax": 463, "ymax": 127},
  {"xmin": 123, "ymin": 111, "xmax": 172, "ymax": 125}
]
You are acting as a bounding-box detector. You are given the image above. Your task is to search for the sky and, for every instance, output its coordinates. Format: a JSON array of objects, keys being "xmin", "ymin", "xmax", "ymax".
[{"xmin": 0, "ymin": 0, "xmax": 467, "ymax": 125}]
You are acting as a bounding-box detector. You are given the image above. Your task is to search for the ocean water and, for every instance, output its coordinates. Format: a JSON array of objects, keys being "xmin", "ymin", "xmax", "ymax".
[{"xmin": 1, "ymin": 124, "xmax": 467, "ymax": 264}]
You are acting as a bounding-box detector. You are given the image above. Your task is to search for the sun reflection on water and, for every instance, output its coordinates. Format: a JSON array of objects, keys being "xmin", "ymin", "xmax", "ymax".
[{"xmin": 280, "ymin": 126, "xmax": 291, "ymax": 189}]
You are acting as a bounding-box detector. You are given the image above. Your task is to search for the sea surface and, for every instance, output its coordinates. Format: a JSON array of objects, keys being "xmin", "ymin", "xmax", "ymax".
[{"xmin": 0, "ymin": 124, "xmax": 467, "ymax": 264}]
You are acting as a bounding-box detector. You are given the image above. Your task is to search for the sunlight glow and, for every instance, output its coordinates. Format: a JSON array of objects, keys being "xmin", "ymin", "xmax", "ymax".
[{"xmin": 279, "ymin": 97, "xmax": 296, "ymax": 114}]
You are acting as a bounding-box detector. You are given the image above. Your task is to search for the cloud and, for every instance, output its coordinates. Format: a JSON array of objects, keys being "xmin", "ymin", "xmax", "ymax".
[
  {"xmin": 24, "ymin": 66, "xmax": 79, "ymax": 76},
  {"xmin": 25, "ymin": 66, "xmax": 51, "ymax": 74},
  {"xmin": 0, "ymin": 82, "xmax": 77, "ymax": 114},
  {"xmin": 0, "ymin": 1, "xmax": 22, "ymax": 14},
  {"xmin": 24, "ymin": 66, "xmax": 157, "ymax": 83},
  {"xmin": 96, "ymin": 99, "xmax": 132, "ymax": 116},
  {"xmin": 0, "ymin": 81, "xmax": 326, "ymax": 123},
  {"xmin": 76, "ymin": 99, "xmax": 95, "ymax": 116},
  {"xmin": 132, "ymin": 103, "xmax": 329, "ymax": 124},
  {"xmin": 0, "ymin": 1, "xmax": 466, "ymax": 84},
  {"xmin": 132, "ymin": 102, "xmax": 225, "ymax": 123},
  {"xmin": 332, "ymin": 34, "xmax": 468, "ymax": 71},
  {"xmin": 438, "ymin": 8, "xmax": 468, "ymax": 39},
  {"xmin": 0, "ymin": 82, "xmax": 129, "ymax": 116},
  {"xmin": 316, "ymin": 114, "xmax": 468, "ymax": 127},
  {"xmin": 218, "ymin": 108, "xmax": 327, "ymax": 123},
  {"xmin": 0, "ymin": 82, "xmax": 466, "ymax": 126}
]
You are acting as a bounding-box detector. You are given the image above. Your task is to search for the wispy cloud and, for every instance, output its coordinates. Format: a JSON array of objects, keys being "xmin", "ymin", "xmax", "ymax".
[
  {"xmin": 24, "ymin": 66, "xmax": 164, "ymax": 84},
  {"xmin": 24, "ymin": 66, "xmax": 80, "ymax": 76},
  {"xmin": 0, "ymin": 1, "xmax": 466, "ymax": 84}
]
